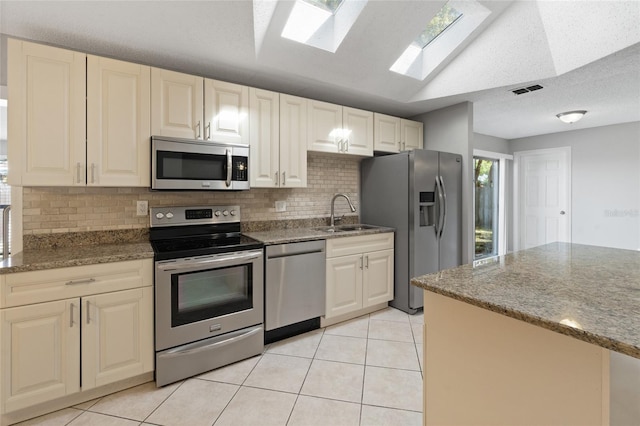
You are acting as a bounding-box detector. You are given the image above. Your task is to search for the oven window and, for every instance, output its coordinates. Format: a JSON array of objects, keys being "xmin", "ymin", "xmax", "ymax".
[
  {"xmin": 171, "ymin": 264, "xmax": 253, "ymax": 327},
  {"xmin": 157, "ymin": 151, "xmax": 226, "ymax": 181}
]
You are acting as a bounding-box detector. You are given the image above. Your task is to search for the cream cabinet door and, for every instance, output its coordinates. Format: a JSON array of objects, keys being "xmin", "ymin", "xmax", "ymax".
[
  {"xmin": 0, "ymin": 299, "xmax": 80, "ymax": 414},
  {"xmin": 279, "ymin": 94, "xmax": 308, "ymax": 188},
  {"xmin": 363, "ymin": 249, "xmax": 394, "ymax": 307},
  {"xmin": 307, "ymin": 100, "xmax": 342, "ymax": 153},
  {"xmin": 87, "ymin": 56, "xmax": 151, "ymax": 187},
  {"xmin": 7, "ymin": 39, "xmax": 86, "ymax": 186},
  {"xmin": 325, "ymin": 254, "xmax": 363, "ymax": 319},
  {"xmin": 81, "ymin": 287, "xmax": 153, "ymax": 390},
  {"xmin": 204, "ymin": 79, "xmax": 249, "ymax": 145},
  {"xmin": 401, "ymin": 119, "xmax": 423, "ymax": 151},
  {"xmin": 151, "ymin": 68, "xmax": 204, "ymax": 139},
  {"xmin": 374, "ymin": 113, "xmax": 401, "ymax": 153},
  {"xmin": 343, "ymin": 107, "xmax": 373, "ymax": 156},
  {"xmin": 249, "ymin": 88, "xmax": 280, "ymax": 188}
]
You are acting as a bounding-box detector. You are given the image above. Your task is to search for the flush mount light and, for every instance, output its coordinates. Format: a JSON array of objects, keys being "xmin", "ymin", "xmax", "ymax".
[{"xmin": 556, "ymin": 110, "xmax": 587, "ymax": 124}]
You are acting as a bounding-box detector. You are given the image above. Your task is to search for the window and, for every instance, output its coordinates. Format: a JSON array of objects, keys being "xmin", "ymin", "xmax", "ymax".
[
  {"xmin": 0, "ymin": 95, "xmax": 10, "ymax": 257},
  {"xmin": 303, "ymin": 0, "xmax": 344, "ymax": 14},
  {"xmin": 474, "ymin": 157, "xmax": 499, "ymax": 259}
]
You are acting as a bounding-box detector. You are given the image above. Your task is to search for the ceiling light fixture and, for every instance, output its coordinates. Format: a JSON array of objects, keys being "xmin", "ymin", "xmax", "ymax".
[{"xmin": 556, "ymin": 110, "xmax": 587, "ymax": 124}]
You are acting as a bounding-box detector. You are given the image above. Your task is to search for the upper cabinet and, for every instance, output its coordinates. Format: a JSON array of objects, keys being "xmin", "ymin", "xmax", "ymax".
[
  {"xmin": 249, "ymin": 89, "xmax": 307, "ymax": 188},
  {"xmin": 151, "ymin": 68, "xmax": 204, "ymax": 140},
  {"xmin": 8, "ymin": 39, "xmax": 86, "ymax": 186},
  {"xmin": 308, "ymin": 100, "xmax": 373, "ymax": 156},
  {"xmin": 87, "ymin": 56, "xmax": 151, "ymax": 186},
  {"xmin": 373, "ymin": 113, "xmax": 424, "ymax": 153},
  {"xmin": 151, "ymin": 69, "xmax": 248, "ymax": 145},
  {"xmin": 8, "ymin": 39, "xmax": 151, "ymax": 187}
]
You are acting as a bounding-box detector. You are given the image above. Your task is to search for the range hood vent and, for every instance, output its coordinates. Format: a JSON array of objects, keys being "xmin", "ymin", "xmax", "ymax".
[{"xmin": 511, "ymin": 84, "xmax": 544, "ymax": 95}]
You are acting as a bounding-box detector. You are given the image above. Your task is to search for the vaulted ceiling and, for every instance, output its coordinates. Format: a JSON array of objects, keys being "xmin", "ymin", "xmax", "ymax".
[{"xmin": 1, "ymin": 0, "xmax": 639, "ymax": 139}]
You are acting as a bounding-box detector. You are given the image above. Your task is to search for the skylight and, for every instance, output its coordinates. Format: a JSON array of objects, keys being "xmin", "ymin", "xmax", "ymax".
[
  {"xmin": 281, "ymin": 0, "xmax": 366, "ymax": 53},
  {"xmin": 414, "ymin": 4, "xmax": 463, "ymax": 49},
  {"xmin": 304, "ymin": 0, "xmax": 344, "ymax": 14},
  {"xmin": 390, "ymin": 0, "xmax": 491, "ymax": 80}
]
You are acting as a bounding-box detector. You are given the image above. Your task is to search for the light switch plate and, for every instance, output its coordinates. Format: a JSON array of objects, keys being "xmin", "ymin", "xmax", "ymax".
[
  {"xmin": 136, "ymin": 200, "xmax": 148, "ymax": 216},
  {"xmin": 275, "ymin": 201, "xmax": 286, "ymax": 212}
]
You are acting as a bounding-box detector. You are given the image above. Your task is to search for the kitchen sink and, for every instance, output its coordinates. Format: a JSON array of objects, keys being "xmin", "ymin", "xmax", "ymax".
[{"xmin": 314, "ymin": 224, "xmax": 379, "ymax": 233}]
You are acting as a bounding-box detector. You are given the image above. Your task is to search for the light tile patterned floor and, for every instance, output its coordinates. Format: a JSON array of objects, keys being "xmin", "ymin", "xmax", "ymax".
[{"xmin": 17, "ymin": 307, "xmax": 424, "ymax": 426}]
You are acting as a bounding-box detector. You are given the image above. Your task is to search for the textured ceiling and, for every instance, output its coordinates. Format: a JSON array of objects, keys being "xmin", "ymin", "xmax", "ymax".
[{"xmin": 0, "ymin": 0, "xmax": 639, "ymax": 140}]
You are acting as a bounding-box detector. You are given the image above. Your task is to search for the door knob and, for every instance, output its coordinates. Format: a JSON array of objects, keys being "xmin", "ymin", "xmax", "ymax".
[{"xmin": 560, "ymin": 211, "xmax": 566, "ymax": 215}]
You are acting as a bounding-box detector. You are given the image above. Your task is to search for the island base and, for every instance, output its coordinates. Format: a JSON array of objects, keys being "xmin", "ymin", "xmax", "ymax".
[{"xmin": 423, "ymin": 291, "xmax": 610, "ymax": 426}]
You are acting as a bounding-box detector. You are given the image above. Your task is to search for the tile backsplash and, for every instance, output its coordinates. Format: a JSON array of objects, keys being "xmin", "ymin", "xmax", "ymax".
[{"xmin": 22, "ymin": 153, "xmax": 361, "ymax": 235}]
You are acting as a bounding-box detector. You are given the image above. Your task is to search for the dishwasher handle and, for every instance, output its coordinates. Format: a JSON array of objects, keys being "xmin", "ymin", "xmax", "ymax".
[{"xmin": 267, "ymin": 248, "xmax": 324, "ymax": 260}]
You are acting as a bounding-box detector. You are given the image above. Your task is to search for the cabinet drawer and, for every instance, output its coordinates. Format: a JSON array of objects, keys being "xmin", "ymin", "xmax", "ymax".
[
  {"xmin": 1, "ymin": 259, "xmax": 153, "ymax": 308},
  {"xmin": 326, "ymin": 233, "xmax": 394, "ymax": 258}
]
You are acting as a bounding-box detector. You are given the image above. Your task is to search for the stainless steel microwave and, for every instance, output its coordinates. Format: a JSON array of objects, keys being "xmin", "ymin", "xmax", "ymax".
[{"xmin": 151, "ymin": 136, "xmax": 249, "ymax": 190}]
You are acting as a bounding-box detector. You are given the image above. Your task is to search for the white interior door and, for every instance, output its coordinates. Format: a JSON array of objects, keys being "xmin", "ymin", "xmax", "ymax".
[{"xmin": 515, "ymin": 147, "xmax": 571, "ymax": 250}]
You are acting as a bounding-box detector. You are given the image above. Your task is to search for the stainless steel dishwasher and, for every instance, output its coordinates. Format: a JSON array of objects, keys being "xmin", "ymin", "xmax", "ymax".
[{"xmin": 265, "ymin": 240, "xmax": 326, "ymax": 341}]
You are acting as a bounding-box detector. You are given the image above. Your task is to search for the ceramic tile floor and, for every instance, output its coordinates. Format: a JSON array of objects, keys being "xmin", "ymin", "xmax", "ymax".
[{"xmin": 17, "ymin": 307, "xmax": 424, "ymax": 426}]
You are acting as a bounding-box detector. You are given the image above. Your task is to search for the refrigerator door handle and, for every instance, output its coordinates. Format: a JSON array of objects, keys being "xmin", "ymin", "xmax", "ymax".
[{"xmin": 439, "ymin": 175, "xmax": 447, "ymax": 239}]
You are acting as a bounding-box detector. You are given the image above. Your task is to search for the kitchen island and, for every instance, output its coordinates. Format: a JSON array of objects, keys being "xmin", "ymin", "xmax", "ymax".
[{"xmin": 411, "ymin": 242, "xmax": 640, "ymax": 426}]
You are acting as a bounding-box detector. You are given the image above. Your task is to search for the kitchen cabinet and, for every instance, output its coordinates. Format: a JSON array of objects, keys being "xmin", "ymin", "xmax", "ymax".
[
  {"xmin": 0, "ymin": 260, "xmax": 153, "ymax": 415},
  {"xmin": 308, "ymin": 100, "xmax": 373, "ymax": 156},
  {"xmin": 373, "ymin": 113, "xmax": 424, "ymax": 153},
  {"xmin": 325, "ymin": 233, "xmax": 394, "ymax": 319},
  {"xmin": 151, "ymin": 69, "xmax": 249, "ymax": 145},
  {"xmin": 8, "ymin": 39, "xmax": 151, "ymax": 187},
  {"xmin": 250, "ymin": 90, "xmax": 307, "ymax": 188}
]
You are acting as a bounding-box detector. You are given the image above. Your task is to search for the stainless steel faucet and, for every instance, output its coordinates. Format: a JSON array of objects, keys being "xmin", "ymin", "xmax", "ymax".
[{"xmin": 330, "ymin": 194, "xmax": 356, "ymax": 227}]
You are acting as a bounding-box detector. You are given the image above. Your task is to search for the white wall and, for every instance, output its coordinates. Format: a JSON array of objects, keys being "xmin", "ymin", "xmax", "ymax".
[
  {"xmin": 509, "ymin": 122, "xmax": 640, "ymax": 251},
  {"xmin": 474, "ymin": 133, "xmax": 510, "ymax": 154},
  {"xmin": 412, "ymin": 102, "xmax": 474, "ymax": 263}
]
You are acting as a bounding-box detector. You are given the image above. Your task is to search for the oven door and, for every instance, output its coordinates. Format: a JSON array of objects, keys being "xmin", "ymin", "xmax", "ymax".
[
  {"xmin": 155, "ymin": 249, "xmax": 263, "ymax": 351},
  {"xmin": 151, "ymin": 136, "xmax": 249, "ymax": 190}
]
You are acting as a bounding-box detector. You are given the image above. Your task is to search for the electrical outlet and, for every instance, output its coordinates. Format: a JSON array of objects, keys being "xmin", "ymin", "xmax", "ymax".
[
  {"xmin": 136, "ymin": 200, "xmax": 148, "ymax": 216},
  {"xmin": 275, "ymin": 201, "xmax": 286, "ymax": 212}
]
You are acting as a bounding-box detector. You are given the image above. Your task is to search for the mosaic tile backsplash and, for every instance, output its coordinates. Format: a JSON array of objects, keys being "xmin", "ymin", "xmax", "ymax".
[{"xmin": 22, "ymin": 154, "xmax": 361, "ymax": 235}]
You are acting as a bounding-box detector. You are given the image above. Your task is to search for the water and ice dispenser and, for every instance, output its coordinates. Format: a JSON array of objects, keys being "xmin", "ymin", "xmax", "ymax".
[{"xmin": 419, "ymin": 191, "xmax": 436, "ymax": 227}]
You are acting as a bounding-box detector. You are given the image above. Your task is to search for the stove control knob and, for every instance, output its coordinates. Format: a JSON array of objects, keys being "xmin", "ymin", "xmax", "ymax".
[
  {"xmin": 166, "ymin": 212, "xmax": 174, "ymax": 219},
  {"xmin": 230, "ymin": 210, "xmax": 236, "ymax": 216},
  {"xmin": 222, "ymin": 210, "xmax": 229, "ymax": 216},
  {"xmin": 214, "ymin": 210, "xmax": 221, "ymax": 217},
  {"xmin": 155, "ymin": 212, "xmax": 165, "ymax": 219}
]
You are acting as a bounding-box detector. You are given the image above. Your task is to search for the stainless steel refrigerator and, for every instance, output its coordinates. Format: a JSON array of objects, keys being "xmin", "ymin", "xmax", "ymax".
[{"xmin": 361, "ymin": 150, "xmax": 462, "ymax": 314}]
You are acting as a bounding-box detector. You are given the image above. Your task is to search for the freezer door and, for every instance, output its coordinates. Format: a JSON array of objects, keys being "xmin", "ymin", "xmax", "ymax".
[
  {"xmin": 409, "ymin": 150, "xmax": 440, "ymax": 310},
  {"xmin": 438, "ymin": 152, "xmax": 463, "ymax": 270}
]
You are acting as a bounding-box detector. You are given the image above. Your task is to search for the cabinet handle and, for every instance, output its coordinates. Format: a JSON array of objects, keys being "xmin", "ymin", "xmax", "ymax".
[
  {"xmin": 65, "ymin": 278, "xmax": 96, "ymax": 286},
  {"xmin": 206, "ymin": 122, "xmax": 211, "ymax": 140},
  {"xmin": 359, "ymin": 256, "xmax": 363, "ymax": 270},
  {"xmin": 90, "ymin": 163, "xmax": 95, "ymax": 184},
  {"xmin": 275, "ymin": 172, "xmax": 279, "ymax": 186},
  {"xmin": 86, "ymin": 300, "xmax": 91, "ymax": 324},
  {"xmin": 398, "ymin": 141, "xmax": 402, "ymax": 150},
  {"xmin": 403, "ymin": 142, "xmax": 406, "ymax": 151},
  {"xmin": 70, "ymin": 303, "xmax": 75, "ymax": 328},
  {"xmin": 337, "ymin": 139, "xmax": 343, "ymax": 152},
  {"xmin": 76, "ymin": 163, "xmax": 82, "ymax": 184},
  {"xmin": 282, "ymin": 172, "xmax": 286, "ymax": 186},
  {"xmin": 345, "ymin": 139, "xmax": 349, "ymax": 152},
  {"xmin": 365, "ymin": 255, "xmax": 369, "ymax": 269},
  {"xmin": 196, "ymin": 120, "xmax": 201, "ymax": 139}
]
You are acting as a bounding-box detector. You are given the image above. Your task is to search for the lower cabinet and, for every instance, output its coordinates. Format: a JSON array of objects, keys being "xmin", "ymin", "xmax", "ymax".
[
  {"xmin": 325, "ymin": 233, "xmax": 394, "ymax": 319},
  {"xmin": 0, "ymin": 260, "xmax": 153, "ymax": 415}
]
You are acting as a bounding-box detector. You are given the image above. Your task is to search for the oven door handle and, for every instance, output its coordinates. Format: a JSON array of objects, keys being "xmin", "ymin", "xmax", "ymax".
[
  {"xmin": 157, "ymin": 252, "xmax": 262, "ymax": 271},
  {"xmin": 159, "ymin": 326, "xmax": 263, "ymax": 359}
]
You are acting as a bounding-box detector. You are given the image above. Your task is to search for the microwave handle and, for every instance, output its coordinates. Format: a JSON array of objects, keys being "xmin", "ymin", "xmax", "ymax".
[{"xmin": 226, "ymin": 149, "xmax": 232, "ymax": 187}]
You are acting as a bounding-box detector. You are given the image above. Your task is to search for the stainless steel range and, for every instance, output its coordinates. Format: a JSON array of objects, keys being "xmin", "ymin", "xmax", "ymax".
[{"xmin": 150, "ymin": 205, "xmax": 264, "ymax": 387}]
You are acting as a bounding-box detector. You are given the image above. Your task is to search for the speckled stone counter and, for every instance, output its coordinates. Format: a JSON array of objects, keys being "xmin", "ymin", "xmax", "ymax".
[
  {"xmin": 411, "ymin": 242, "xmax": 640, "ymax": 359},
  {"xmin": 244, "ymin": 224, "xmax": 395, "ymax": 245},
  {"xmin": 0, "ymin": 241, "xmax": 154, "ymax": 274}
]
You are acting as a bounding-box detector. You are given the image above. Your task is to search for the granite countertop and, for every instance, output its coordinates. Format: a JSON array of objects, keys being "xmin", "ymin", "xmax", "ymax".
[
  {"xmin": 244, "ymin": 224, "xmax": 395, "ymax": 245},
  {"xmin": 411, "ymin": 242, "xmax": 640, "ymax": 359},
  {"xmin": 0, "ymin": 242, "xmax": 154, "ymax": 274}
]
